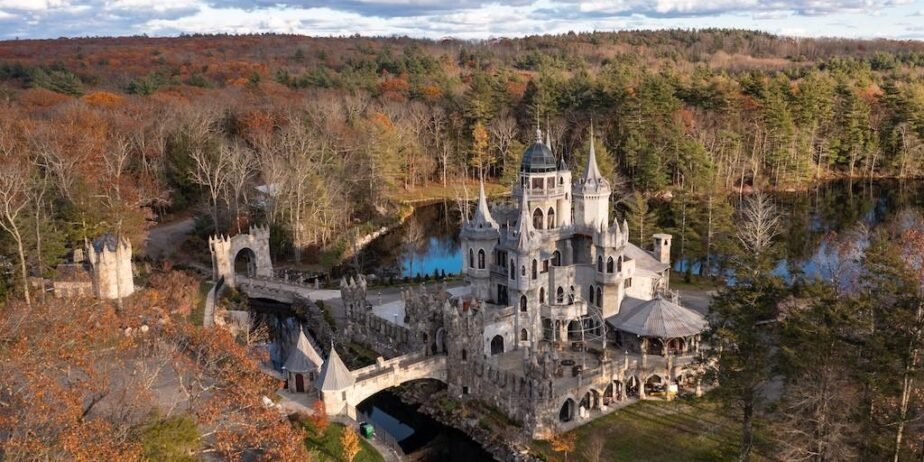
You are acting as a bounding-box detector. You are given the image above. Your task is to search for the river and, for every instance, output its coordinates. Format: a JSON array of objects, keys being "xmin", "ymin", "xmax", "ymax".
[{"xmin": 348, "ymin": 180, "xmax": 924, "ymax": 284}]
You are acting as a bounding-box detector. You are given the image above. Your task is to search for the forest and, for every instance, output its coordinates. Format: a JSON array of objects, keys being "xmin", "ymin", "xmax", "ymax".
[{"xmin": 0, "ymin": 30, "xmax": 922, "ymax": 461}]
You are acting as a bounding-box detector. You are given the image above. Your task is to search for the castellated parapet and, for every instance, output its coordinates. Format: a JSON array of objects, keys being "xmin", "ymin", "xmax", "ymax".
[
  {"xmin": 208, "ymin": 224, "xmax": 273, "ymax": 288},
  {"xmin": 87, "ymin": 234, "xmax": 135, "ymax": 300}
]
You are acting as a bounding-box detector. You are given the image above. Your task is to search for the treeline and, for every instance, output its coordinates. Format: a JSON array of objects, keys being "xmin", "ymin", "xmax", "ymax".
[
  {"xmin": 707, "ymin": 195, "xmax": 923, "ymax": 461},
  {"xmin": 1, "ymin": 30, "xmax": 924, "ymax": 301}
]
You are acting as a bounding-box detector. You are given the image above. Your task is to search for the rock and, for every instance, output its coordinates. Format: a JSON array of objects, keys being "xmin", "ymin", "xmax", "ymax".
[{"xmin": 261, "ymin": 395, "xmax": 274, "ymax": 408}]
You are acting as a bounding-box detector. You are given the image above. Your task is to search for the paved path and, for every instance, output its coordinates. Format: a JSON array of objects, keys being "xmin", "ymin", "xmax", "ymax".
[{"xmin": 144, "ymin": 216, "xmax": 195, "ymax": 260}]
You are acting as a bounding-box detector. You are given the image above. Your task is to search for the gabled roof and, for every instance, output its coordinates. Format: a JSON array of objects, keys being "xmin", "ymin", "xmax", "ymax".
[
  {"xmin": 624, "ymin": 242, "xmax": 670, "ymax": 273},
  {"xmin": 315, "ymin": 346, "xmax": 355, "ymax": 391},
  {"xmin": 284, "ymin": 328, "xmax": 324, "ymax": 373},
  {"xmin": 607, "ymin": 295, "xmax": 707, "ymax": 338}
]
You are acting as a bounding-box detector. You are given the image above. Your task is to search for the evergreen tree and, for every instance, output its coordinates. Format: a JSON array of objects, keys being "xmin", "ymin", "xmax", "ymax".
[{"xmin": 624, "ymin": 191, "xmax": 658, "ymax": 246}]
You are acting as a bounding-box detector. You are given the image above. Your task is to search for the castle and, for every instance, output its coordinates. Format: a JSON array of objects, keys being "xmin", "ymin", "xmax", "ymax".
[{"xmin": 334, "ymin": 129, "xmax": 710, "ymax": 437}]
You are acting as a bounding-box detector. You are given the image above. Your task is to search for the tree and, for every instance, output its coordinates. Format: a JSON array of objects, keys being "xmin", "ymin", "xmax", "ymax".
[
  {"xmin": 470, "ymin": 121, "xmax": 491, "ymax": 179},
  {"xmin": 188, "ymin": 141, "xmax": 231, "ymax": 233},
  {"xmin": 625, "ymin": 191, "xmax": 658, "ymax": 246},
  {"xmin": 340, "ymin": 426, "xmax": 361, "ymax": 462},
  {"xmin": 310, "ymin": 400, "xmax": 330, "ymax": 435},
  {"xmin": 550, "ymin": 431, "xmax": 577, "ymax": 462},
  {"xmin": 0, "ymin": 158, "xmax": 32, "ymax": 306},
  {"xmin": 736, "ymin": 192, "xmax": 782, "ymax": 275}
]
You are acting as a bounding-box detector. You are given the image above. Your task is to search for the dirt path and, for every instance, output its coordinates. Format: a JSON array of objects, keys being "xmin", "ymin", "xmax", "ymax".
[{"xmin": 144, "ymin": 216, "xmax": 196, "ymax": 260}]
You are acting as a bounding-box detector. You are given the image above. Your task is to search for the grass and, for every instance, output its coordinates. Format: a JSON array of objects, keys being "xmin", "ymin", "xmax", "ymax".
[
  {"xmin": 387, "ymin": 180, "xmax": 509, "ymax": 204},
  {"xmin": 531, "ymin": 398, "xmax": 772, "ymax": 462},
  {"xmin": 302, "ymin": 421, "xmax": 384, "ymax": 462}
]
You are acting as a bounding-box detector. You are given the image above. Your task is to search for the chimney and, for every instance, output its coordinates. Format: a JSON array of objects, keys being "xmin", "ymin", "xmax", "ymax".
[{"xmin": 652, "ymin": 233, "xmax": 672, "ymax": 265}]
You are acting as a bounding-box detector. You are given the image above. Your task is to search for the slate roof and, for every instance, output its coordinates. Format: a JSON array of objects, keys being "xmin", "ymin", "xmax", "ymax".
[
  {"xmin": 283, "ymin": 328, "xmax": 324, "ymax": 373},
  {"xmin": 607, "ymin": 295, "xmax": 708, "ymax": 338},
  {"xmin": 623, "ymin": 242, "xmax": 670, "ymax": 274},
  {"xmin": 315, "ymin": 346, "xmax": 355, "ymax": 391}
]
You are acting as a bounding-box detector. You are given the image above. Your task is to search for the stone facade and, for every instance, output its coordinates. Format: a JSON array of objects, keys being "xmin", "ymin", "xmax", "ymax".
[
  {"xmin": 88, "ymin": 235, "xmax": 135, "ymax": 300},
  {"xmin": 209, "ymin": 225, "xmax": 273, "ymax": 288}
]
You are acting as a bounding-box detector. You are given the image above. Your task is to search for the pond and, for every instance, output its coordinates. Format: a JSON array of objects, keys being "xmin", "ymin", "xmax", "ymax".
[{"xmin": 350, "ymin": 180, "xmax": 924, "ymax": 284}]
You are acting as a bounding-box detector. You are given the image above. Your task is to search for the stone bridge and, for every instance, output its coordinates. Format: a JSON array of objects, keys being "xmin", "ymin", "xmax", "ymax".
[
  {"xmin": 236, "ymin": 275, "xmax": 341, "ymax": 304},
  {"xmin": 321, "ymin": 352, "xmax": 448, "ymax": 419}
]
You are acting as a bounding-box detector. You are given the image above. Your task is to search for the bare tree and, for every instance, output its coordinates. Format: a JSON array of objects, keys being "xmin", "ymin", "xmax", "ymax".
[
  {"xmin": 581, "ymin": 434, "xmax": 606, "ymax": 462},
  {"xmin": 736, "ymin": 192, "xmax": 782, "ymax": 270},
  {"xmin": 225, "ymin": 143, "xmax": 257, "ymax": 233},
  {"xmin": 0, "ymin": 159, "xmax": 33, "ymax": 306},
  {"xmin": 189, "ymin": 142, "xmax": 232, "ymax": 232}
]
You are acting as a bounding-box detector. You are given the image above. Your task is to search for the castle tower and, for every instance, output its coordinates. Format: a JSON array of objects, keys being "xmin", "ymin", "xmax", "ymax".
[
  {"xmin": 572, "ymin": 126, "xmax": 611, "ymax": 229},
  {"xmin": 460, "ymin": 178, "xmax": 500, "ymax": 301},
  {"xmin": 515, "ymin": 128, "xmax": 572, "ymax": 230},
  {"xmin": 87, "ymin": 234, "xmax": 134, "ymax": 300}
]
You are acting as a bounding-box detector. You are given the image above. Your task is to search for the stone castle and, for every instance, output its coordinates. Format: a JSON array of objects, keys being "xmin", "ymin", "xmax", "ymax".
[{"xmin": 334, "ymin": 129, "xmax": 710, "ymax": 438}]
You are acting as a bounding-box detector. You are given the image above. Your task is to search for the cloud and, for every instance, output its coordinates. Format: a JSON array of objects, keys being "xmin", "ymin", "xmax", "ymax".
[{"xmin": 0, "ymin": 0, "xmax": 919, "ymax": 40}]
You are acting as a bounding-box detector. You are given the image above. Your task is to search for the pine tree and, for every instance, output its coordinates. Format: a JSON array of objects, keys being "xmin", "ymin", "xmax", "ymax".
[{"xmin": 625, "ymin": 191, "xmax": 659, "ymax": 246}]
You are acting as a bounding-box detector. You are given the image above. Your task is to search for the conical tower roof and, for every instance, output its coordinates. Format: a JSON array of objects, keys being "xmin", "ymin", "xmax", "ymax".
[
  {"xmin": 284, "ymin": 328, "xmax": 324, "ymax": 373},
  {"xmin": 514, "ymin": 187, "xmax": 534, "ymax": 249},
  {"xmin": 315, "ymin": 346, "xmax": 355, "ymax": 391},
  {"xmin": 469, "ymin": 178, "xmax": 498, "ymax": 230},
  {"xmin": 576, "ymin": 123, "xmax": 610, "ymax": 193}
]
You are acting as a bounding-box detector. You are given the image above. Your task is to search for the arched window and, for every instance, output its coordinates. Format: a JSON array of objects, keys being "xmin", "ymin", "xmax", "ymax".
[
  {"xmin": 569, "ymin": 286, "xmax": 575, "ymax": 304},
  {"xmin": 559, "ymin": 176, "xmax": 564, "ymax": 185},
  {"xmin": 520, "ymin": 295, "xmax": 528, "ymax": 312},
  {"xmin": 520, "ymin": 328, "xmax": 529, "ymax": 341},
  {"xmin": 521, "ymin": 266, "xmax": 526, "ymax": 277},
  {"xmin": 478, "ymin": 249, "xmax": 486, "ymax": 269},
  {"xmin": 617, "ymin": 256, "xmax": 623, "ymax": 272},
  {"xmin": 469, "ymin": 248, "xmax": 475, "ymax": 268},
  {"xmin": 596, "ymin": 286, "xmax": 603, "ymax": 307},
  {"xmin": 540, "ymin": 287, "xmax": 546, "ymax": 303},
  {"xmin": 547, "ymin": 207, "xmax": 555, "ymax": 229},
  {"xmin": 531, "ymin": 259, "xmax": 538, "ymax": 279},
  {"xmin": 556, "ymin": 287, "xmax": 564, "ymax": 304},
  {"xmin": 533, "ymin": 208, "xmax": 544, "ymax": 230},
  {"xmin": 510, "ymin": 259, "xmax": 515, "ymax": 279},
  {"xmin": 597, "ymin": 255, "xmax": 604, "ymax": 272},
  {"xmin": 607, "ymin": 257, "xmax": 614, "ymax": 273},
  {"xmin": 589, "ymin": 285, "xmax": 595, "ymax": 305},
  {"xmin": 552, "ymin": 251, "xmax": 561, "ymax": 266}
]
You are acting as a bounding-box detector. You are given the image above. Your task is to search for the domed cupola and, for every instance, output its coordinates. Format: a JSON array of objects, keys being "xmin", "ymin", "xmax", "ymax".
[{"xmin": 520, "ymin": 128, "xmax": 557, "ymax": 173}]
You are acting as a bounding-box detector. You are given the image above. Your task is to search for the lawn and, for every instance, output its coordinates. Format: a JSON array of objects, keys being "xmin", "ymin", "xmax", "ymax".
[
  {"xmin": 189, "ymin": 281, "xmax": 212, "ymax": 327},
  {"xmin": 531, "ymin": 398, "xmax": 772, "ymax": 462},
  {"xmin": 387, "ymin": 180, "xmax": 509, "ymax": 204},
  {"xmin": 302, "ymin": 421, "xmax": 384, "ymax": 462}
]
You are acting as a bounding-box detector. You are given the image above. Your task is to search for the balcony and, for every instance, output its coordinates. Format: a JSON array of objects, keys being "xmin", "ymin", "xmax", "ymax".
[
  {"xmin": 541, "ymin": 301, "xmax": 588, "ymax": 321},
  {"xmin": 513, "ymin": 186, "xmax": 567, "ymax": 200}
]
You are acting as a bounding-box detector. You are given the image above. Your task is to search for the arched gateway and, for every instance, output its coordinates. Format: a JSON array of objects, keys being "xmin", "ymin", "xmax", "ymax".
[{"xmin": 209, "ymin": 225, "xmax": 273, "ymax": 288}]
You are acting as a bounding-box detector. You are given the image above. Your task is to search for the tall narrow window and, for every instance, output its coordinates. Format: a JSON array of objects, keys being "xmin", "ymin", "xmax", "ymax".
[
  {"xmin": 552, "ymin": 251, "xmax": 561, "ymax": 266},
  {"xmin": 596, "ymin": 286, "xmax": 603, "ymax": 307},
  {"xmin": 597, "ymin": 255, "xmax": 603, "ymax": 272},
  {"xmin": 531, "ymin": 259, "xmax": 538, "ymax": 279},
  {"xmin": 540, "ymin": 287, "xmax": 546, "ymax": 303},
  {"xmin": 469, "ymin": 248, "xmax": 474, "ymax": 268},
  {"xmin": 556, "ymin": 287, "xmax": 564, "ymax": 304},
  {"xmin": 617, "ymin": 256, "xmax": 623, "ymax": 272},
  {"xmin": 589, "ymin": 285, "xmax": 595, "ymax": 305},
  {"xmin": 510, "ymin": 259, "xmax": 515, "ymax": 279},
  {"xmin": 520, "ymin": 295, "xmax": 528, "ymax": 312},
  {"xmin": 547, "ymin": 207, "xmax": 555, "ymax": 229},
  {"xmin": 533, "ymin": 208, "xmax": 544, "ymax": 230},
  {"xmin": 607, "ymin": 257, "xmax": 614, "ymax": 273},
  {"xmin": 478, "ymin": 249, "xmax": 486, "ymax": 269}
]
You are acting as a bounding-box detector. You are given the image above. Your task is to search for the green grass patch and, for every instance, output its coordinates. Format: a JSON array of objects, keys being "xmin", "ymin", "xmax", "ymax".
[
  {"xmin": 669, "ymin": 272, "xmax": 721, "ymax": 291},
  {"xmin": 302, "ymin": 421, "xmax": 384, "ymax": 462},
  {"xmin": 531, "ymin": 399, "xmax": 772, "ymax": 462},
  {"xmin": 387, "ymin": 180, "xmax": 509, "ymax": 204},
  {"xmin": 138, "ymin": 414, "xmax": 198, "ymax": 462}
]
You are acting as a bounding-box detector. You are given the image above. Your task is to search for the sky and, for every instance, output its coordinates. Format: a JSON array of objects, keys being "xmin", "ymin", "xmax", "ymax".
[{"xmin": 0, "ymin": 0, "xmax": 922, "ymax": 41}]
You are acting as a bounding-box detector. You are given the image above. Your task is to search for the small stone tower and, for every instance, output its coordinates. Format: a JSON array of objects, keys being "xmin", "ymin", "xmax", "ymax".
[
  {"xmin": 87, "ymin": 234, "xmax": 134, "ymax": 300},
  {"xmin": 340, "ymin": 275, "xmax": 368, "ymax": 319},
  {"xmin": 652, "ymin": 233, "xmax": 672, "ymax": 265}
]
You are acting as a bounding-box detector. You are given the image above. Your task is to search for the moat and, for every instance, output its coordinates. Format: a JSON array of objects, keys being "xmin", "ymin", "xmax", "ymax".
[
  {"xmin": 250, "ymin": 299, "xmax": 495, "ymax": 462},
  {"xmin": 351, "ymin": 179, "xmax": 924, "ymax": 282}
]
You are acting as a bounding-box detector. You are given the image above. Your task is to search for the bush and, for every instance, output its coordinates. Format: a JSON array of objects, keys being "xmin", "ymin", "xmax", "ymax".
[{"xmin": 138, "ymin": 415, "xmax": 198, "ymax": 462}]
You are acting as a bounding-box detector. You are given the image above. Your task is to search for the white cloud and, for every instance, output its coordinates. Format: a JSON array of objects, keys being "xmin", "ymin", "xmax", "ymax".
[{"xmin": 0, "ymin": 0, "xmax": 71, "ymax": 11}]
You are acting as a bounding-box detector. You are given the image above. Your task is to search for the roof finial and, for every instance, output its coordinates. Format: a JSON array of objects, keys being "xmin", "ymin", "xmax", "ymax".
[{"xmin": 545, "ymin": 117, "xmax": 551, "ymax": 149}]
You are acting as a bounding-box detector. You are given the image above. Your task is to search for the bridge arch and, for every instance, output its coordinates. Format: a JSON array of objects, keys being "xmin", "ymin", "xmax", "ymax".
[{"xmin": 209, "ymin": 225, "xmax": 273, "ymax": 288}]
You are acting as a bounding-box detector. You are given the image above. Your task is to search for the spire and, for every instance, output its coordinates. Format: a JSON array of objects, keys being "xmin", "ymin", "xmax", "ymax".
[
  {"xmin": 583, "ymin": 122, "xmax": 604, "ymax": 182},
  {"xmin": 515, "ymin": 187, "xmax": 533, "ymax": 248},
  {"xmin": 545, "ymin": 124, "xmax": 552, "ymax": 150},
  {"xmin": 315, "ymin": 345, "xmax": 354, "ymax": 391},
  {"xmin": 535, "ymin": 126, "xmax": 542, "ymax": 143},
  {"xmin": 468, "ymin": 176, "xmax": 498, "ymax": 230}
]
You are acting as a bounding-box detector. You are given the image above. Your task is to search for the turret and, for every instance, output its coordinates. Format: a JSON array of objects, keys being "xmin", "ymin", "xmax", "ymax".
[
  {"xmin": 461, "ymin": 178, "xmax": 500, "ymax": 301},
  {"xmin": 572, "ymin": 125, "xmax": 611, "ymax": 229},
  {"xmin": 86, "ymin": 234, "xmax": 134, "ymax": 300}
]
